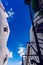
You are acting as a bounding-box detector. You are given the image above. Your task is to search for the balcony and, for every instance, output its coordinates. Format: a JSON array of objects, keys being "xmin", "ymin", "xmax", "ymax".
[{"xmin": 22, "ymin": 42, "xmax": 43, "ymax": 65}]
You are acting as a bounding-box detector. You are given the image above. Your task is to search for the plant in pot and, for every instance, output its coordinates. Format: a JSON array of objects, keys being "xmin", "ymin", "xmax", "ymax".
[{"xmin": 31, "ymin": 0, "xmax": 43, "ymax": 15}]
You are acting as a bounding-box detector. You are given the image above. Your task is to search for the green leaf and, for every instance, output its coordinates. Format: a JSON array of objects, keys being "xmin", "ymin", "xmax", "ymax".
[{"xmin": 31, "ymin": 0, "xmax": 39, "ymax": 12}]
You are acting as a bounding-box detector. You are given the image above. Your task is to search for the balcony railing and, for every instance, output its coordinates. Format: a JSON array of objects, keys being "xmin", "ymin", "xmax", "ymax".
[{"xmin": 22, "ymin": 42, "xmax": 43, "ymax": 65}]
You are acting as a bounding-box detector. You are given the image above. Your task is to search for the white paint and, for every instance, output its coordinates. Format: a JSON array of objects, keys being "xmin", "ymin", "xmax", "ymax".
[
  {"xmin": 30, "ymin": 12, "xmax": 43, "ymax": 65},
  {"xmin": 0, "ymin": 1, "xmax": 12, "ymax": 65}
]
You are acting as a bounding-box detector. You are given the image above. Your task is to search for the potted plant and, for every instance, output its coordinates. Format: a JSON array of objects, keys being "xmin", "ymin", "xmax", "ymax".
[{"xmin": 31, "ymin": 0, "xmax": 43, "ymax": 15}]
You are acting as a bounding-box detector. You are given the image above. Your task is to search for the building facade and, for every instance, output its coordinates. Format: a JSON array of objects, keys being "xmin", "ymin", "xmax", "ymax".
[
  {"xmin": 0, "ymin": 1, "xmax": 11, "ymax": 65},
  {"xmin": 22, "ymin": 0, "xmax": 43, "ymax": 65}
]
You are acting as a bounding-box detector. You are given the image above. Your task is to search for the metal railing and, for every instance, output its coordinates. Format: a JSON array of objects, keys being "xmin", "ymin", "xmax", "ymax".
[
  {"xmin": 23, "ymin": 0, "xmax": 43, "ymax": 65},
  {"xmin": 22, "ymin": 42, "xmax": 43, "ymax": 65}
]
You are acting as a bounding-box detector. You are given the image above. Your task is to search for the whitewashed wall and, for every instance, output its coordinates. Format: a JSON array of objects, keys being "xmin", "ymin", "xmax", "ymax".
[
  {"xmin": 0, "ymin": 2, "xmax": 11, "ymax": 65},
  {"xmin": 30, "ymin": 12, "xmax": 43, "ymax": 65}
]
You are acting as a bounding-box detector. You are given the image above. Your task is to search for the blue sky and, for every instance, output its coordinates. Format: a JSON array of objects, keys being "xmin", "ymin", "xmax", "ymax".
[{"xmin": 1, "ymin": 0, "xmax": 31, "ymax": 65}]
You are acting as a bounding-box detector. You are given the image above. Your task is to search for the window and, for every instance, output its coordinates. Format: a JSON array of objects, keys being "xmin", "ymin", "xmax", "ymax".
[
  {"xmin": 3, "ymin": 55, "xmax": 8, "ymax": 63},
  {"xmin": 35, "ymin": 22, "xmax": 43, "ymax": 33},
  {"xmin": 4, "ymin": 27, "xmax": 8, "ymax": 32}
]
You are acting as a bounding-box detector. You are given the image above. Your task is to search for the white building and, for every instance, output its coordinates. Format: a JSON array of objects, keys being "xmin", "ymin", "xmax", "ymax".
[
  {"xmin": 0, "ymin": 1, "xmax": 12, "ymax": 65},
  {"xmin": 23, "ymin": 12, "xmax": 43, "ymax": 65},
  {"xmin": 30, "ymin": 11, "xmax": 43, "ymax": 65},
  {"xmin": 22, "ymin": 0, "xmax": 43, "ymax": 65}
]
